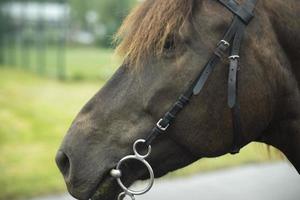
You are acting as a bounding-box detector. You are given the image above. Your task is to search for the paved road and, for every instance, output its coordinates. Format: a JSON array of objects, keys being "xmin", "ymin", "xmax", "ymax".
[{"xmin": 31, "ymin": 162, "xmax": 300, "ymax": 200}]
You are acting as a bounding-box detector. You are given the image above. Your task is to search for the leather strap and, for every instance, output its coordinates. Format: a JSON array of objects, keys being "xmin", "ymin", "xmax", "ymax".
[
  {"xmin": 193, "ymin": 56, "xmax": 220, "ymax": 95},
  {"xmin": 228, "ymin": 59, "xmax": 238, "ymax": 108},
  {"xmin": 145, "ymin": 0, "xmax": 257, "ymax": 154},
  {"xmin": 193, "ymin": 15, "xmax": 242, "ymax": 95},
  {"xmin": 145, "ymin": 39, "xmax": 230, "ymax": 146},
  {"xmin": 226, "ymin": 0, "xmax": 257, "ymax": 153},
  {"xmin": 230, "ymin": 102, "xmax": 243, "ymax": 154},
  {"xmin": 228, "ymin": 18, "xmax": 245, "ymax": 108},
  {"xmin": 218, "ymin": 0, "xmax": 256, "ymax": 24}
]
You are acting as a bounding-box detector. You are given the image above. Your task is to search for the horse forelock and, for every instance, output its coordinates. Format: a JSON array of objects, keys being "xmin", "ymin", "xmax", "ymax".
[{"xmin": 114, "ymin": 0, "xmax": 195, "ymax": 68}]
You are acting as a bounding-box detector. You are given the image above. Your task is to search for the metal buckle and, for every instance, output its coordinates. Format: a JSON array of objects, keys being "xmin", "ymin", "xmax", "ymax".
[
  {"xmin": 228, "ymin": 55, "xmax": 240, "ymax": 60},
  {"xmin": 156, "ymin": 118, "xmax": 170, "ymax": 131},
  {"xmin": 218, "ymin": 40, "xmax": 230, "ymax": 47}
]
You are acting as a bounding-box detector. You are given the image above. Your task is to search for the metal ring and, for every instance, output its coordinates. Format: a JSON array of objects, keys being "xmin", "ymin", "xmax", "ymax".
[
  {"xmin": 118, "ymin": 192, "xmax": 135, "ymax": 200},
  {"xmin": 115, "ymin": 155, "xmax": 154, "ymax": 195},
  {"xmin": 133, "ymin": 139, "xmax": 151, "ymax": 159},
  {"xmin": 228, "ymin": 55, "xmax": 240, "ymax": 60}
]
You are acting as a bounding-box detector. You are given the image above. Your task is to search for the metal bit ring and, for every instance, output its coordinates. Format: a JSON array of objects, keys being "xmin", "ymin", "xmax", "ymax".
[
  {"xmin": 115, "ymin": 155, "xmax": 154, "ymax": 195},
  {"xmin": 118, "ymin": 192, "xmax": 135, "ymax": 200},
  {"xmin": 133, "ymin": 139, "xmax": 151, "ymax": 159}
]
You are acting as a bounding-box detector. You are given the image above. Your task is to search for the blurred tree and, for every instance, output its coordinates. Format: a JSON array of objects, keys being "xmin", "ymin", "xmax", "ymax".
[
  {"xmin": 0, "ymin": 0, "xmax": 8, "ymax": 65},
  {"xmin": 96, "ymin": 0, "xmax": 137, "ymax": 47},
  {"xmin": 69, "ymin": 0, "xmax": 137, "ymax": 47},
  {"xmin": 69, "ymin": 0, "xmax": 90, "ymax": 29}
]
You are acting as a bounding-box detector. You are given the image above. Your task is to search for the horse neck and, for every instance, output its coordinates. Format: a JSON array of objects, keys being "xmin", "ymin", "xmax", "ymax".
[
  {"xmin": 264, "ymin": 0, "xmax": 300, "ymax": 83},
  {"xmin": 258, "ymin": 0, "xmax": 300, "ymax": 173}
]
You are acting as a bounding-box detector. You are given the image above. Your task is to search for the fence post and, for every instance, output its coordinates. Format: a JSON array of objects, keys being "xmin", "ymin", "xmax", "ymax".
[
  {"xmin": 36, "ymin": 2, "xmax": 46, "ymax": 75},
  {"xmin": 0, "ymin": 0, "xmax": 10, "ymax": 67},
  {"xmin": 57, "ymin": 0, "xmax": 68, "ymax": 80},
  {"xmin": 0, "ymin": 3, "xmax": 4, "ymax": 66},
  {"xmin": 8, "ymin": 15, "xmax": 17, "ymax": 68},
  {"xmin": 3, "ymin": 12, "xmax": 8, "ymax": 67},
  {"xmin": 20, "ymin": 0, "xmax": 30, "ymax": 70}
]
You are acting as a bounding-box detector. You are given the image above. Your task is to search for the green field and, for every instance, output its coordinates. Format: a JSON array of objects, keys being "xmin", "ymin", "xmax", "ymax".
[
  {"xmin": 0, "ymin": 47, "xmax": 280, "ymax": 200},
  {"xmin": 3, "ymin": 46, "xmax": 120, "ymax": 81}
]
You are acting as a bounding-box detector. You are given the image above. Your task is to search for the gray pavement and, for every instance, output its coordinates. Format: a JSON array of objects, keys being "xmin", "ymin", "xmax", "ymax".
[{"xmin": 30, "ymin": 162, "xmax": 300, "ymax": 200}]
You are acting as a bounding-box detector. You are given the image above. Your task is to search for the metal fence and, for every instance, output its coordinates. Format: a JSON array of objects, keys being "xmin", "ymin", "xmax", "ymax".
[{"xmin": 0, "ymin": 0, "xmax": 69, "ymax": 80}]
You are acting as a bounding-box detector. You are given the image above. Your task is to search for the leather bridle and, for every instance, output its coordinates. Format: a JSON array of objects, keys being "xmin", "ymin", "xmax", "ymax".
[{"xmin": 110, "ymin": 0, "xmax": 257, "ymax": 199}]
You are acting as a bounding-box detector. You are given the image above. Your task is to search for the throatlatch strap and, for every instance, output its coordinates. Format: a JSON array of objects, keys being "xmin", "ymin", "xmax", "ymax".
[
  {"xmin": 228, "ymin": 19, "xmax": 245, "ymax": 108},
  {"xmin": 228, "ymin": 26, "xmax": 244, "ymax": 154},
  {"xmin": 227, "ymin": 0, "xmax": 257, "ymax": 154}
]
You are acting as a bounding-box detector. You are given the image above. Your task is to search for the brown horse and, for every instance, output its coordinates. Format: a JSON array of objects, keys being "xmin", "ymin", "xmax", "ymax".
[{"xmin": 55, "ymin": 0, "xmax": 300, "ymax": 199}]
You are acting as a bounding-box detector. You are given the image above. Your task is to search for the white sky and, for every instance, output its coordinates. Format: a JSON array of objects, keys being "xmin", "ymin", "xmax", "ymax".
[{"xmin": 2, "ymin": 2, "xmax": 70, "ymax": 22}]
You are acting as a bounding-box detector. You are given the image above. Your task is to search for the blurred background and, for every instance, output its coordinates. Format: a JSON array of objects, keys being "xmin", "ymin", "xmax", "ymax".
[{"xmin": 0, "ymin": 0, "xmax": 289, "ymax": 200}]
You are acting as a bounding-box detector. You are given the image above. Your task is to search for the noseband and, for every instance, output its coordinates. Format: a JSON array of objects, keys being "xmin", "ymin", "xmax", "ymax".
[{"xmin": 111, "ymin": 0, "xmax": 257, "ymax": 199}]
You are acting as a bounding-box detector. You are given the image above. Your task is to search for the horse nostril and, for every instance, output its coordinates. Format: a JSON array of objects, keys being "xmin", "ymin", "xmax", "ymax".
[{"xmin": 55, "ymin": 150, "xmax": 71, "ymax": 179}]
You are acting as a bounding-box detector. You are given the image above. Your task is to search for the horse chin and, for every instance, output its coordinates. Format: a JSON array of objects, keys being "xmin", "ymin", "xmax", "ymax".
[
  {"xmin": 90, "ymin": 175, "xmax": 121, "ymax": 200},
  {"xmin": 91, "ymin": 167, "xmax": 150, "ymax": 200}
]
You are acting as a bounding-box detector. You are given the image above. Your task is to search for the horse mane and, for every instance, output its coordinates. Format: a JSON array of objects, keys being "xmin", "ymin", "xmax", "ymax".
[{"xmin": 114, "ymin": 0, "xmax": 194, "ymax": 67}]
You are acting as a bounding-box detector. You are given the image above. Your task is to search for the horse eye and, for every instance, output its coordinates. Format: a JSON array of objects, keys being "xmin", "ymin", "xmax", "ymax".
[{"xmin": 164, "ymin": 37, "xmax": 176, "ymax": 51}]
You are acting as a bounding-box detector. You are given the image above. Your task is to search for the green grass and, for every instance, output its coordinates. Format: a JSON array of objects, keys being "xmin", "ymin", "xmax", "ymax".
[
  {"xmin": 0, "ymin": 49, "xmax": 281, "ymax": 200},
  {"xmin": 0, "ymin": 68, "xmax": 103, "ymax": 200},
  {"xmin": 4, "ymin": 46, "xmax": 121, "ymax": 81}
]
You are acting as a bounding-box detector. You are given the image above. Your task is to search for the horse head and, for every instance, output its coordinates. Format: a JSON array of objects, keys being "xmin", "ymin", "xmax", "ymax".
[{"xmin": 56, "ymin": 0, "xmax": 300, "ymax": 199}]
